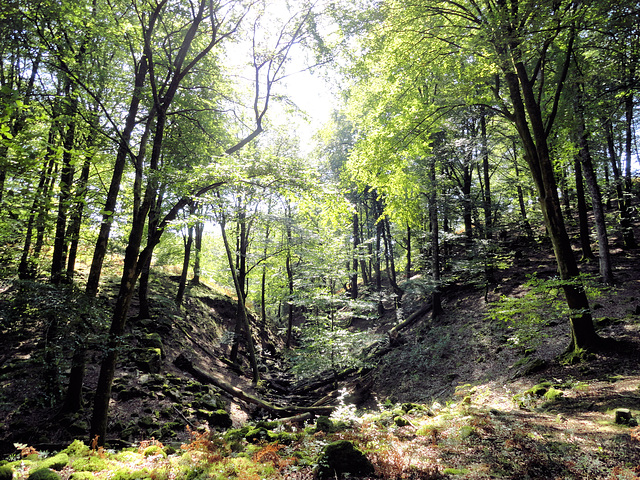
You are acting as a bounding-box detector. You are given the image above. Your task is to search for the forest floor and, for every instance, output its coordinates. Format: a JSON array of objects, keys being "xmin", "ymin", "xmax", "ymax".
[{"xmin": 1, "ymin": 222, "xmax": 640, "ymax": 478}]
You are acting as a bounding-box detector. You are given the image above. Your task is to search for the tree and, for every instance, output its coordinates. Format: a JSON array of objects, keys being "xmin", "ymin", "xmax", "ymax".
[{"xmin": 344, "ymin": 0, "xmax": 604, "ymax": 352}]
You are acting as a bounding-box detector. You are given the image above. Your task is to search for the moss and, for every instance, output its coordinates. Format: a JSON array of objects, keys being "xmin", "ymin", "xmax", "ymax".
[
  {"xmin": 63, "ymin": 440, "xmax": 90, "ymax": 457},
  {"xmin": 314, "ymin": 416, "xmax": 334, "ymax": 433},
  {"xmin": 394, "ymin": 416, "xmax": 410, "ymax": 427},
  {"xmin": 458, "ymin": 425, "xmax": 476, "ymax": 439},
  {"xmin": 27, "ymin": 469, "xmax": 61, "ymax": 480},
  {"xmin": 69, "ymin": 473, "xmax": 94, "ymax": 480},
  {"xmin": 526, "ymin": 382, "xmax": 552, "ymax": 397},
  {"xmin": 70, "ymin": 455, "xmax": 110, "ymax": 472},
  {"xmin": 224, "ymin": 426, "xmax": 250, "ymax": 443},
  {"xmin": 442, "ymin": 468, "xmax": 469, "ymax": 475},
  {"xmin": 142, "ymin": 445, "xmax": 165, "ymax": 458},
  {"xmin": 245, "ymin": 426, "xmax": 275, "ymax": 444},
  {"xmin": 39, "ymin": 453, "xmax": 69, "ymax": 471},
  {"xmin": 543, "ymin": 387, "xmax": 564, "ymax": 402},
  {"xmin": 314, "ymin": 440, "xmax": 374, "ymax": 480},
  {"xmin": 0, "ymin": 466, "xmax": 12, "ymax": 480}
]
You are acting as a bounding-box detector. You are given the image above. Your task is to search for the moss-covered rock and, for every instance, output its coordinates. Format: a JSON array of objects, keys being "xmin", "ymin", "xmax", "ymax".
[
  {"xmin": 314, "ymin": 440, "xmax": 374, "ymax": 479},
  {"xmin": 0, "ymin": 465, "xmax": 13, "ymax": 480},
  {"xmin": 39, "ymin": 453, "xmax": 69, "ymax": 471},
  {"xmin": 314, "ymin": 415, "xmax": 334, "ymax": 433},
  {"xmin": 394, "ymin": 416, "xmax": 410, "ymax": 427},
  {"xmin": 245, "ymin": 426, "xmax": 275, "ymax": 444},
  {"xmin": 27, "ymin": 469, "xmax": 61, "ymax": 480},
  {"xmin": 208, "ymin": 409, "xmax": 232, "ymax": 429},
  {"xmin": 135, "ymin": 348, "xmax": 162, "ymax": 374}
]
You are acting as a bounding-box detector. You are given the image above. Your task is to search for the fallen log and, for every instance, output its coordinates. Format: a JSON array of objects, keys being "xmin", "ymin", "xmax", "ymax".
[
  {"xmin": 174, "ymin": 353, "xmax": 334, "ymax": 417},
  {"xmin": 389, "ymin": 302, "xmax": 432, "ymax": 335}
]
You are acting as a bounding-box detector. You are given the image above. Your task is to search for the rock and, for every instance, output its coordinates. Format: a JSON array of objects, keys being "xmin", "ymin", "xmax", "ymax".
[
  {"xmin": 394, "ymin": 416, "xmax": 410, "ymax": 427},
  {"xmin": 314, "ymin": 416, "xmax": 334, "ymax": 433},
  {"xmin": 245, "ymin": 427, "xmax": 275, "ymax": 443},
  {"xmin": 615, "ymin": 408, "xmax": 633, "ymax": 425},
  {"xmin": 139, "ymin": 333, "xmax": 164, "ymax": 353},
  {"xmin": 208, "ymin": 409, "xmax": 233, "ymax": 429},
  {"xmin": 314, "ymin": 440, "xmax": 374, "ymax": 479},
  {"xmin": 135, "ymin": 348, "xmax": 162, "ymax": 374}
]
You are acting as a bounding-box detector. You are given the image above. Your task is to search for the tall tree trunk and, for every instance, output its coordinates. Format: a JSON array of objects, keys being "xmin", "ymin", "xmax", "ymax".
[
  {"xmin": 429, "ymin": 160, "xmax": 443, "ymax": 319},
  {"xmin": 405, "ymin": 224, "xmax": 411, "ymax": 280},
  {"xmin": 18, "ymin": 154, "xmax": 56, "ymax": 279},
  {"xmin": 176, "ymin": 224, "xmax": 194, "ymax": 306},
  {"xmin": 603, "ymin": 118, "xmax": 636, "ymax": 248},
  {"xmin": 514, "ymin": 156, "xmax": 533, "ymax": 240},
  {"xmin": 574, "ymin": 92, "xmax": 614, "ymax": 284},
  {"xmin": 574, "ymin": 156, "xmax": 595, "ymax": 261},
  {"xmin": 66, "ymin": 155, "xmax": 92, "ymax": 280},
  {"xmin": 139, "ymin": 186, "xmax": 165, "ymax": 318},
  {"xmin": 219, "ymin": 217, "xmax": 259, "ymax": 384},
  {"xmin": 350, "ymin": 212, "xmax": 359, "ymax": 299},
  {"xmin": 230, "ymin": 202, "xmax": 248, "ymax": 365},
  {"xmin": 623, "ymin": 94, "xmax": 634, "ymax": 197},
  {"xmin": 192, "ymin": 218, "xmax": 204, "ymax": 285},
  {"xmin": 85, "ymin": 49, "xmax": 152, "ymax": 297},
  {"xmin": 503, "ymin": 59, "xmax": 598, "ymax": 351},
  {"xmin": 285, "ymin": 204, "xmax": 295, "ymax": 349},
  {"xmin": 480, "ymin": 108, "xmax": 492, "ymax": 239}
]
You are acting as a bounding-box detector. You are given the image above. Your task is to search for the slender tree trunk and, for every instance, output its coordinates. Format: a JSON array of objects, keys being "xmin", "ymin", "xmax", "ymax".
[
  {"xmin": 66, "ymin": 155, "xmax": 92, "ymax": 280},
  {"xmin": 192, "ymin": 218, "xmax": 204, "ymax": 285},
  {"xmin": 350, "ymin": 213, "xmax": 359, "ymax": 299},
  {"xmin": 574, "ymin": 93, "xmax": 614, "ymax": 283},
  {"xmin": 574, "ymin": 156, "xmax": 594, "ymax": 261},
  {"xmin": 480, "ymin": 108, "xmax": 492, "ymax": 239},
  {"xmin": 514, "ymin": 157, "xmax": 533, "ymax": 240},
  {"xmin": 18, "ymin": 154, "xmax": 56, "ymax": 278},
  {"xmin": 176, "ymin": 225, "xmax": 193, "ymax": 306},
  {"xmin": 429, "ymin": 160, "xmax": 442, "ymax": 319},
  {"xmin": 604, "ymin": 118, "xmax": 636, "ymax": 248},
  {"xmin": 405, "ymin": 224, "xmax": 411, "ymax": 280},
  {"xmin": 624, "ymin": 94, "xmax": 634, "ymax": 196},
  {"xmin": 85, "ymin": 50, "xmax": 152, "ymax": 297},
  {"xmin": 219, "ymin": 217, "xmax": 259, "ymax": 384},
  {"xmin": 285, "ymin": 204, "xmax": 295, "ymax": 349},
  {"xmin": 139, "ymin": 186, "xmax": 165, "ymax": 318}
]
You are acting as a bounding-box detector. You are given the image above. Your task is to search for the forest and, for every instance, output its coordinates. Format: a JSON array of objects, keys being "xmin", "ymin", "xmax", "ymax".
[{"xmin": 1, "ymin": 0, "xmax": 640, "ymax": 478}]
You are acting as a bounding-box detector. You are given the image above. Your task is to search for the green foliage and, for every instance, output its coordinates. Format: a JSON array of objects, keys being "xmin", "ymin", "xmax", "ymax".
[
  {"xmin": 487, "ymin": 274, "xmax": 605, "ymax": 349},
  {"xmin": 286, "ymin": 326, "xmax": 381, "ymax": 377}
]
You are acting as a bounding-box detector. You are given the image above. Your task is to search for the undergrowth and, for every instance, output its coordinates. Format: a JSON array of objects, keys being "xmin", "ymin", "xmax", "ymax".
[{"xmin": 2, "ymin": 388, "xmax": 639, "ymax": 480}]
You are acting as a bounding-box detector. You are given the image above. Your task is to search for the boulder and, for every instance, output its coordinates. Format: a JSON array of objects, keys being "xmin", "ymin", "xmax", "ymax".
[{"xmin": 314, "ymin": 440, "xmax": 374, "ymax": 479}]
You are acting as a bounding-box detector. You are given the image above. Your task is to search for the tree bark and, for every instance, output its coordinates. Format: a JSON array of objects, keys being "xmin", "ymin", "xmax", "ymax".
[
  {"xmin": 574, "ymin": 92, "xmax": 614, "ymax": 284},
  {"xmin": 574, "ymin": 156, "xmax": 595, "ymax": 261},
  {"xmin": 176, "ymin": 224, "xmax": 194, "ymax": 306},
  {"xmin": 502, "ymin": 58, "xmax": 598, "ymax": 351},
  {"xmin": 603, "ymin": 118, "xmax": 636, "ymax": 248}
]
